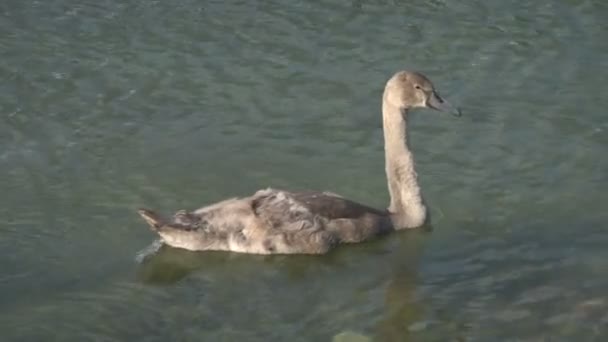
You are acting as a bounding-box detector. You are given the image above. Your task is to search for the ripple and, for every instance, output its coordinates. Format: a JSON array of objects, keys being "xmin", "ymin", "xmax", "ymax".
[{"xmin": 1, "ymin": 0, "xmax": 608, "ymax": 341}]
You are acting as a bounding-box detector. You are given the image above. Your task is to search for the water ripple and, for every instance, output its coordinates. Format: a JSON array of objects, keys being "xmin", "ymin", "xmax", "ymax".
[{"xmin": 1, "ymin": 0, "xmax": 607, "ymax": 341}]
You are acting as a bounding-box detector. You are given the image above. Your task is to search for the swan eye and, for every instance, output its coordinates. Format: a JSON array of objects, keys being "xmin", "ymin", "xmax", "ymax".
[{"xmin": 414, "ymin": 85, "xmax": 421, "ymax": 90}]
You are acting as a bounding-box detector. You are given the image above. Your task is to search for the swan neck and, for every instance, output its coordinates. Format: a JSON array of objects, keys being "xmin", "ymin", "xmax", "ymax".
[{"xmin": 382, "ymin": 100, "xmax": 426, "ymax": 228}]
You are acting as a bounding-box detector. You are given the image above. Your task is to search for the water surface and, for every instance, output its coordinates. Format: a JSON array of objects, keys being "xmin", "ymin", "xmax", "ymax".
[{"xmin": 1, "ymin": 0, "xmax": 607, "ymax": 340}]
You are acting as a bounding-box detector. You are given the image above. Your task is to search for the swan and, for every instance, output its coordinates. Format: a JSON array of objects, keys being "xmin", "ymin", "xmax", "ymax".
[{"xmin": 137, "ymin": 70, "xmax": 461, "ymax": 254}]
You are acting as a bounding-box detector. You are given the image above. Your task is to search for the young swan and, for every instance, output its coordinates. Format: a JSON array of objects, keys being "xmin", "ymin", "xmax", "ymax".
[{"xmin": 138, "ymin": 70, "xmax": 461, "ymax": 254}]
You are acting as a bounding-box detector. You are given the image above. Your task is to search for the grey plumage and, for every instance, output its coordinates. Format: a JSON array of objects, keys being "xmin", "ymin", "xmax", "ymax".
[{"xmin": 137, "ymin": 70, "xmax": 460, "ymax": 254}]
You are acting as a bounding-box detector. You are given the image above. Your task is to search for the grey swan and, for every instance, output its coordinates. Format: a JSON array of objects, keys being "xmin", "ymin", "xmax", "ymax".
[{"xmin": 137, "ymin": 70, "xmax": 461, "ymax": 254}]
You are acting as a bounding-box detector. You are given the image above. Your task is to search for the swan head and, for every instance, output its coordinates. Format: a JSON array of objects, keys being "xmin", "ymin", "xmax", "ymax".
[{"xmin": 384, "ymin": 71, "xmax": 461, "ymax": 116}]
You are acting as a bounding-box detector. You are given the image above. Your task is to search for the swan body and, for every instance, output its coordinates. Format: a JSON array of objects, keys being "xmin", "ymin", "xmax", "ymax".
[{"xmin": 137, "ymin": 70, "xmax": 460, "ymax": 254}]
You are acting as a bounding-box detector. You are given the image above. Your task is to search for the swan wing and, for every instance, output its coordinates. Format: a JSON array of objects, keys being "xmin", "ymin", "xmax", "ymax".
[{"xmin": 250, "ymin": 188, "xmax": 386, "ymax": 228}]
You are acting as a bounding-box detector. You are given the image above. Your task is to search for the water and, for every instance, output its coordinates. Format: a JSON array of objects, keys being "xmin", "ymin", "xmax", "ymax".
[{"xmin": 1, "ymin": 0, "xmax": 607, "ymax": 340}]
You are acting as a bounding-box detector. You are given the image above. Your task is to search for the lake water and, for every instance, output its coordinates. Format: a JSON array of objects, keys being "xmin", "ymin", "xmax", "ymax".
[{"xmin": 1, "ymin": 0, "xmax": 607, "ymax": 340}]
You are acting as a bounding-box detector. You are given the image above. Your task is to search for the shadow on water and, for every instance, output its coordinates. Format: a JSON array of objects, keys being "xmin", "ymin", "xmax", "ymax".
[{"xmin": 135, "ymin": 227, "xmax": 433, "ymax": 341}]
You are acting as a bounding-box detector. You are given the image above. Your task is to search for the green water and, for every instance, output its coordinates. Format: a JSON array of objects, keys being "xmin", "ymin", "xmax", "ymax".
[{"xmin": 1, "ymin": 0, "xmax": 607, "ymax": 340}]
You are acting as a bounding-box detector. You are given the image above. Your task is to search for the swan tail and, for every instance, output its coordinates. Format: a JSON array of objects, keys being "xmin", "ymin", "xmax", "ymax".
[{"xmin": 137, "ymin": 208, "xmax": 166, "ymax": 232}]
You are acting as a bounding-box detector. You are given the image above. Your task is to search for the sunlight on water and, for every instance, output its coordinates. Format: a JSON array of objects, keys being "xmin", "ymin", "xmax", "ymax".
[{"xmin": 1, "ymin": 0, "xmax": 607, "ymax": 340}]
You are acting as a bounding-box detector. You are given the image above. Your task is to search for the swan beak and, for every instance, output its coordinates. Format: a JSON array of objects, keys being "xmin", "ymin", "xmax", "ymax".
[{"xmin": 427, "ymin": 91, "xmax": 462, "ymax": 117}]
